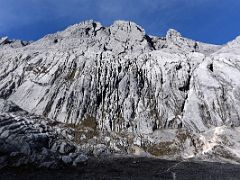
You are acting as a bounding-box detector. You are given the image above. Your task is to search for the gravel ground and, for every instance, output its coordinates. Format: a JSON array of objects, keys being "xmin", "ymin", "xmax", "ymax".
[{"xmin": 0, "ymin": 157, "xmax": 240, "ymax": 180}]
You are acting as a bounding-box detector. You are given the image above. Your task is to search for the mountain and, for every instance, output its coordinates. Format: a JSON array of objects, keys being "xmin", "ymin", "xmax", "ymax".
[{"xmin": 0, "ymin": 20, "xmax": 240, "ymax": 167}]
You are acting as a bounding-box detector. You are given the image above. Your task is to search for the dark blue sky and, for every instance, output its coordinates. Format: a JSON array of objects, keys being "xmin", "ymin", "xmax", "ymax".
[{"xmin": 0, "ymin": 0, "xmax": 239, "ymax": 44}]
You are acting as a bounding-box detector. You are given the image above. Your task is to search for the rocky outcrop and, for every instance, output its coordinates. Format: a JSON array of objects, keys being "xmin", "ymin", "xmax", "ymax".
[
  {"xmin": 0, "ymin": 20, "xmax": 240, "ymax": 164},
  {"xmin": 0, "ymin": 99, "xmax": 89, "ymax": 168}
]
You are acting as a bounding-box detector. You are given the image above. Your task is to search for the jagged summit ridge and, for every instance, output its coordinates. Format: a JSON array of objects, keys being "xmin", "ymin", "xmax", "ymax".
[
  {"xmin": 166, "ymin": 28, "xmax": 182, "ymax": 38},
  {"xmin": 1, "ymin": 20, "xmax": 240, "ymax": 164}
]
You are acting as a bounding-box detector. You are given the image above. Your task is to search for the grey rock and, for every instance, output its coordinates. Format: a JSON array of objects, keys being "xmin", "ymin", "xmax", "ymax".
[
  {"xmin": 62, "ymin": 155, "xmax": 73, "ymax": 164},
  {"xmin": 73, "ymin": 154, "xmax": 88, "ymax": 166},
  {"xmin": 93, "ymin": 144, "xmax": 110, "ymax": 157},
  {"xmin": 0, "ymin": 20, "xmax": 240, "ymax": 164}
]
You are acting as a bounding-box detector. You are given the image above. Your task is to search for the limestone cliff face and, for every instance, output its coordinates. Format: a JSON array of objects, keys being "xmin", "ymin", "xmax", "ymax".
[{"xmin": 1, "ymin": 20, "xmax": 240, "ymax": 164}]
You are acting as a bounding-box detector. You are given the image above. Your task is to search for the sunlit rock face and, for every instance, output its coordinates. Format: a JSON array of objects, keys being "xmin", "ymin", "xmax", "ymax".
[{"xmin": 1, "ymin": 20, "xmax": 240, "ymax": 163}]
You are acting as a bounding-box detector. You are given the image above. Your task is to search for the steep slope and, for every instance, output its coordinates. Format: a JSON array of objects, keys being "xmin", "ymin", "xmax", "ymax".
[{"xmin": 0, "ymin": 20, "xmax": 240, "ymax": 163}]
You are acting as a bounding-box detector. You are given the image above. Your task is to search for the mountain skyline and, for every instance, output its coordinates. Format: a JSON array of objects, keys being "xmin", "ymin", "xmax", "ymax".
[{"xmin": 0, "ymin": 0, "xmax": 240, "ymax": 44}]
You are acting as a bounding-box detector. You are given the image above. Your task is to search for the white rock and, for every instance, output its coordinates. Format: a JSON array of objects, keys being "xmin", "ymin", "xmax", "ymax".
[{"xmin": 1, "ymin": 20, "xmax": 240, "ymax": 163}]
